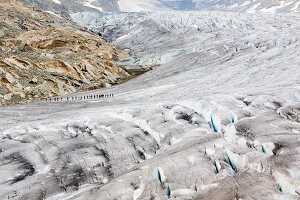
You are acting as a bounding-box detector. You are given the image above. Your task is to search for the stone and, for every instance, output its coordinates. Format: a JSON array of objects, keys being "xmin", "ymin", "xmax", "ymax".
[
  {"xmin": 4, "ymin": 93, "xmax": 13, "ymax": 101},
  {"xmin": 30, "ymin": 78, "xmax": 38, "ymax": 84}
]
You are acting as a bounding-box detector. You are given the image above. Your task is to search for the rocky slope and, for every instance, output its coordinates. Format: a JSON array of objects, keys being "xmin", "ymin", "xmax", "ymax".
[{"xmin": 0, "ymin": 0, "xmax": 130, "ymax": 105}]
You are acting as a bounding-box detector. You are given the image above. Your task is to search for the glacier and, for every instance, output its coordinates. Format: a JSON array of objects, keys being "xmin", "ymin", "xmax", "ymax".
[{"xmin": 0, "ymin": 10, "xmax": 300, "ymax": 200}]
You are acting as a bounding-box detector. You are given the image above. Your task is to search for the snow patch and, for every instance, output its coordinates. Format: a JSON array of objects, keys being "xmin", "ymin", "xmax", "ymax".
[
  {"xmin": 52, "ymin": 0, "xmax": 61, "ymax": 4},
  {"xmin": 240, "ymin": 1, "xmax": 251, "ymax": 7},
  {"xmin": 247, "ymin": 3, "xmax": 261, "ymax": 13},
  {"xmin": 45, "ymin": 11, "xmax": 63, "ymax": 18},
  {"xmin": 260, "ymin": 1, "xmax": 295, "ymax": 14},
  {"xmin": 84, "ymin": 0, "xmax": 103, "ymax": 12},
  {"xmin": 118, "ymin": 0, "xmax": 168, "ymax": 12},
  {"xmin": 291, "ymin": 1, "xmax": 300, "ymax": 12}
]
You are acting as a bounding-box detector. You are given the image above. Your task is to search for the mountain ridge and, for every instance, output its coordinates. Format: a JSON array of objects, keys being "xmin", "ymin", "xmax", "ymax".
[
  {"xmin": 0, "ymin": 0, "xmax": 131, "ymax": 105},
  {"xmin": 21, "ymin": 0, "xmax": 300, "ymax": 15}
]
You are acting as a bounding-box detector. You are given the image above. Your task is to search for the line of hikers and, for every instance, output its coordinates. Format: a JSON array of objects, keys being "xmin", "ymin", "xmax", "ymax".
[{"xmin": 47, "ymin": 94, "xmax": 114, "ymax": 102}]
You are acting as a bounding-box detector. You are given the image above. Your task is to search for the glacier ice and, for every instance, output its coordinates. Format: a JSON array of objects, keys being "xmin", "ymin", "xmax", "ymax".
[{"xmin": 0, "ymin": 9, "xmax": 300, "ymax": 200}]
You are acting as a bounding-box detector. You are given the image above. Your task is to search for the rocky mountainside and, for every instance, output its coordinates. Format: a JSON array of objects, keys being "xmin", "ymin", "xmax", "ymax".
[
  {"xmin": 0, "ymin": 0, "xmax": 131, "ymax": 105},
  {"xmin": 21, "ymin": 0, "xmax": 300, "ymax": 14}
]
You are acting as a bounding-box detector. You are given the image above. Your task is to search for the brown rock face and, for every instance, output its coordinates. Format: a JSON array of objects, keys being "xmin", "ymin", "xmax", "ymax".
[{"xmin": 0, "ymin": 0, "xmax": 130, "ymax": 105}]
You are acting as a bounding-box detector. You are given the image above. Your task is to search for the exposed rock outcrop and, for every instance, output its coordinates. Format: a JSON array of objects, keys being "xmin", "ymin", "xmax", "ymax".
[{"xmin": 0, "ymin": 0, "xmax": 130, "ymax": 105}]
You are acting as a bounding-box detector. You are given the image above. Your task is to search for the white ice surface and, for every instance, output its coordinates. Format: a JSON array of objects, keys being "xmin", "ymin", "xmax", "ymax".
[{"xmin": 1, "ymin": 10, "xmax": 300, "ymax": 200}]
